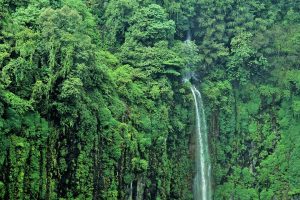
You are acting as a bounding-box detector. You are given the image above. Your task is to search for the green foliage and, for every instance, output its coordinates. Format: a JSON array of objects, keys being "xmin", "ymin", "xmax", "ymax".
[
  {"xmin": 125, "ymin": 4, "xmax": 175, "ymax": 46},
  {"xmin": 0, "ymin": 0, "xmax": 299, "ymax": 200},
  {"xmin": 102, "ymin": 0, "xmax": 138, "ymax": 49}
]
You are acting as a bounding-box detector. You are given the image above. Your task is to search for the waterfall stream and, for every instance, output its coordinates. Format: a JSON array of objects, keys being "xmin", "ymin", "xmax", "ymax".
[{"xmin": 191, "ymin": 85, "xmax": 212, "ymax": 200}]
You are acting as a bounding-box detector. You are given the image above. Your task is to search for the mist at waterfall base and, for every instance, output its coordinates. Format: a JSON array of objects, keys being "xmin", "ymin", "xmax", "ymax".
[{"xmin": 184, "ymin": 36, "xmax": 212, "ymax": 200}]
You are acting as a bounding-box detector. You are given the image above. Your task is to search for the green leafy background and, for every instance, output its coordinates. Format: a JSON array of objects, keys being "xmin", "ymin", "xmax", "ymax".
[{"xmin": 0, "ymin": 0, "xmax": 299, "ymax": 199}]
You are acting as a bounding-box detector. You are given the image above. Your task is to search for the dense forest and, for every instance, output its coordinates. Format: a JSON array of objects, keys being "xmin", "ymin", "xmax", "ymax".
[{"xmin": 0, "ymin": 0, "xmax": 300, "ymax": 199}]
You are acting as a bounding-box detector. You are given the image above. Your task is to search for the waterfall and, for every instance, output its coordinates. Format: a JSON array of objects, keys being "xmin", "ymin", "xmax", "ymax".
[
  {"xmin": 191, "ymin": 85, "xmax": 212, "ymax": 200},
  {"xmin": 128, "ymin": 181, "xmax": 133, "ymax": 200},
  {"xmin": 184, "ymin": 31, "xmax": 212, "ymax": 200}
]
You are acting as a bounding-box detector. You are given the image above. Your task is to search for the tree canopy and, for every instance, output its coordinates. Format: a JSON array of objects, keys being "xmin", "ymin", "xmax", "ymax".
[{"xmin": 0, "ymin": 0, "xmax": 300, "ymax": 199}]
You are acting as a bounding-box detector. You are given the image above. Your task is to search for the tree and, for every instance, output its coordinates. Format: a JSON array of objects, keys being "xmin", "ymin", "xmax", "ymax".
[{"xmin": 125, "ymin": 4, "xmax": 175, "ymax": 46}]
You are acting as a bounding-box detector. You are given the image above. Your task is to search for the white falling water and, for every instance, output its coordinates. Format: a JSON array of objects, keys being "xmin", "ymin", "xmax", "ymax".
[
  {"xmin": 128, "ymin": 181, "xmax": 132, "ymax": 200},
  {"xmin": 191, "ymin": 85, "xmax": 212, "ymax": 200}
]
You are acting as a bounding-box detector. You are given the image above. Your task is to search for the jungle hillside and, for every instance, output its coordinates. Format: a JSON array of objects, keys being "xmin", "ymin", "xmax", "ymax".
[{"xmin": 0, "ymin": 0, "xmax": 300, "ymax": 199}]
